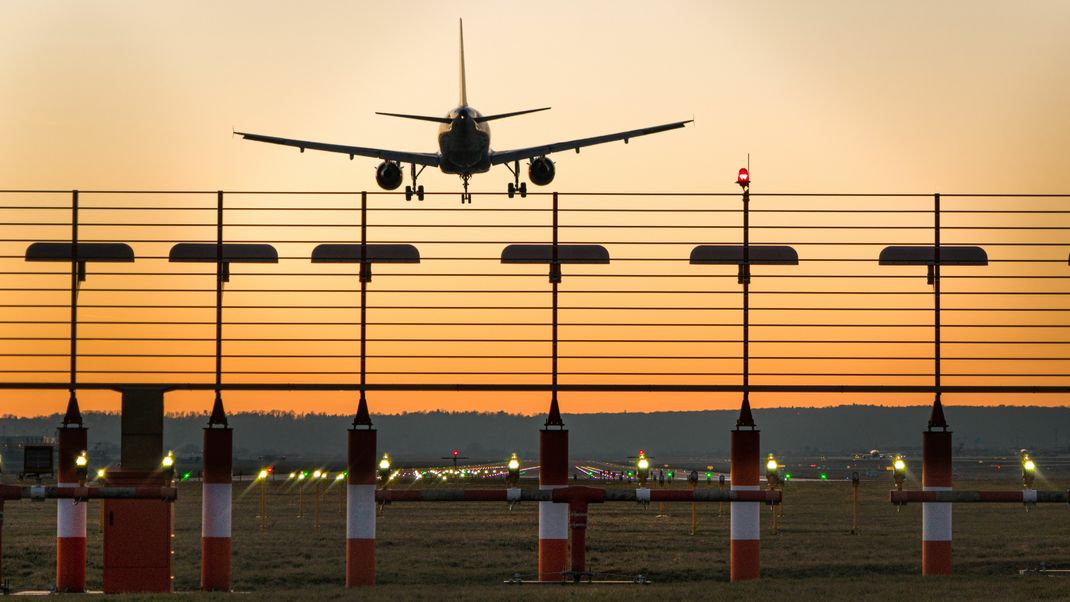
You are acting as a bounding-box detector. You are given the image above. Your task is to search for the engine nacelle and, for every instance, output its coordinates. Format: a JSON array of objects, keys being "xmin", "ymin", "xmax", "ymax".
[
  {"xmin": 528, "ymin": 157, "xmax": 556, "ymax": 186},
  {"xmin": 375, "ymin": 161, "xmax": 403, "ymax": 190}
]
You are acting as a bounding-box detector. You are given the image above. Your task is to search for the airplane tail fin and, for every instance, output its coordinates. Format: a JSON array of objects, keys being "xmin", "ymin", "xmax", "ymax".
[{"xmin": 459, "ymin": 19, "xmax": 468, "ymax": 106}]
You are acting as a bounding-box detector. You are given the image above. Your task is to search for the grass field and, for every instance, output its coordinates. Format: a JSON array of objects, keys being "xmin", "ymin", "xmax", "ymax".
[{"xmin": 3, "ymin": 476, "xmax": 1070, "ymax": 600}]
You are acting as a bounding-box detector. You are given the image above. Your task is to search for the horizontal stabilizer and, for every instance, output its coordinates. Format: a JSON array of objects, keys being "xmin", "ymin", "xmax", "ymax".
[
  {"xmin": 375, "ymin": 112, "xmax": 452, "ymax": 124},
  {"xmin": 475, "ymin": 107, "xmax": 551, "ymax": 122}
]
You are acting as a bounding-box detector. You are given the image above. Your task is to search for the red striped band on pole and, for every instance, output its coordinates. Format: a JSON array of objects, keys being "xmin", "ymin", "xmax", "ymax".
[
  {"xmin": 538, "ymin": 429, "xmax": 568, "ymax": 582},
  {"xmin": 202, "ymin": 427, "xmax": 232, "ymax": 591},
  {"xmin": 56, "ymin": 426, "xmax": 86, "ymax": 593},
  {"xmin": 730, "ymin": 428, "xmax": 760, "ymax": 582},
  {"xmin": 347, "ymin": 428, "xmax": 377, "ymax": 587},
  {"xmin": 922, "ymin": 429, "xmax": 952, "ymax": 576}
]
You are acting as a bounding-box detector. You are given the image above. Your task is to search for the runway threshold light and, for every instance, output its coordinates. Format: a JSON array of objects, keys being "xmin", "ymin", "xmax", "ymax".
[
  {"xmin": 74, "ymin": 451, "xmax": 88, "ymax": 482},
  {"xmin": 1022, "ymin": 455, "xmax": 1036, "ymax": 488},
  {"xmin": 766, "ymin": 453, "xmax": 780, "ymax": 487},
  {"xmin": 507, "ymin": 453, "xmax": 521, "ymax": 486},
  {"xmin": 892, "ymin": 455, "xmax": 906, "ymax": 491},
  {"xmin": 378, "ymin": 454, "xmax": 392, "ymax": 483},
  {"xmin": 636, "ymin": 450, "xmax": 651, "ymax": 487}
]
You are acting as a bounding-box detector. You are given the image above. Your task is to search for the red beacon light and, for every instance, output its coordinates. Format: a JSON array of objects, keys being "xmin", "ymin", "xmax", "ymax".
[
  {"xmin": 452, "ymin": 449, "xmax": 459, "ymax": 458},
  {"xmin": 736, "ymin": 168, "xmax": 750, "ymax": 189}
]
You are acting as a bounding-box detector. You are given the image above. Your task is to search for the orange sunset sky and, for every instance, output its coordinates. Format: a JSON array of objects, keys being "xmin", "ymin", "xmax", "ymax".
[{"xmin": 1, "ymin": 2, "xmax": 1069, "ymax": 417}]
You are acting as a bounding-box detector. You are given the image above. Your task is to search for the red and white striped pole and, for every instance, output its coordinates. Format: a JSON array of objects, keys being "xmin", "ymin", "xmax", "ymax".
[
  {"xmin": 538, "ymin": 422, "xmax": 569, "ymax": 581},
  {"xmin": 56, "ymin": 424, "xmax": 87, "ymax": 593},
  {"xmin": 730, "ymin": 401, "xmax": 760, "ymax": 582},
  {"xmin": 201, "ymin": 423, "xmax": 232, "ymax": 590},
  {"xmin": 922, "ymin": 401, "xmax": 952, "ymax": 576},
  {"xmin": 346, "ymin": 422, "xmax": 377, "ymax": 587}
]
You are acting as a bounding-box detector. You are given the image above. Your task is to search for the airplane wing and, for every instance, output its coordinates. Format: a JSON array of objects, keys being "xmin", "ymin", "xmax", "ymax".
[
  {"xmin": 488, "ymin": 119, "xmax": 692, "ymax": 166},
  {"xmin": 235, "ymin": 131, "xmax": 441, "ymax": 167}
]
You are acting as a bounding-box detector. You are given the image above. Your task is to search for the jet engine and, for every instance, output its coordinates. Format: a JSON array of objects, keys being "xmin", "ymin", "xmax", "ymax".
[
  {"xmin": 528, "ymin": 157, "xmax": 556, "ymax": 186},
  {"xmin": 375, "ymin": 161, "xmax": 403, "ymax": 190}
]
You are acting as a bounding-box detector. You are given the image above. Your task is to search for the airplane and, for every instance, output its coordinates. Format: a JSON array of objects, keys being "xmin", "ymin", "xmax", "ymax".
[{"xmin": 235, "ymin": 20, "xmax": 691, "ymax": 204}]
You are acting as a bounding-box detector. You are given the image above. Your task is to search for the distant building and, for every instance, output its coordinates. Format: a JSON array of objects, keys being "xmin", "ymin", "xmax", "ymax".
[{"xmin": 0, "ymin": 435, "xmax": 57, "ymax": 473}]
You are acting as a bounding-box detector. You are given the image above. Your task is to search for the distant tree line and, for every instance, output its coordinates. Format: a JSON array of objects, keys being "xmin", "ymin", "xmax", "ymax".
[{"xmin": 1, "ymin": 405, "xmax": 1068, "ymax": 464}]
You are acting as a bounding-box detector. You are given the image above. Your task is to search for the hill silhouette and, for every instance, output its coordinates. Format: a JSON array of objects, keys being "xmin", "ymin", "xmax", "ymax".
[{"xmin": 3, "ymin": 405, "xmax": 1068, "ymax": 466}]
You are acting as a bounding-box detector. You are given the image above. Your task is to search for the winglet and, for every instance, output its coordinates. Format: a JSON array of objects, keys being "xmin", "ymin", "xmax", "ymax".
[{"xmin": 459, "ymin": 19, "xmax": 468, "ymax": 107}]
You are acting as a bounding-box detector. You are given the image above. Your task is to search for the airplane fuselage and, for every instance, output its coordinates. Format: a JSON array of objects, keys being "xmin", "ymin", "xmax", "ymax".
[{"xmin": 437, "ymin": 106, "xmax": 492, "ymax": 176}]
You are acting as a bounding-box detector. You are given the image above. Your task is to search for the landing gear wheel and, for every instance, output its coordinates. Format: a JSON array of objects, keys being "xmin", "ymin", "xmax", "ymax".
[
  {"xmin": 405, "ymin": 186, "xmax": 413, "ymax": 201},
  {"xmin": 519, "ymin": 182, "xmax": 527, "ymax": 198},
  {"xmin": 416, "ymin": 185, "xmax": 425, "ymax": 201},
  {"xmin": 508, "ymin": 182, "xmax": 516, "ymax": 199}
]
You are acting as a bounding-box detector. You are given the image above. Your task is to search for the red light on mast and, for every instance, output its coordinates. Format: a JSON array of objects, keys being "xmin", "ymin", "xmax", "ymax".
[
  {"xmin": 452, "ymin": 449, "xmax": 459, "ymax": 457},
  {"xmin": 736, "ymin": 168, "xmax": 750, "ymax": 188}
]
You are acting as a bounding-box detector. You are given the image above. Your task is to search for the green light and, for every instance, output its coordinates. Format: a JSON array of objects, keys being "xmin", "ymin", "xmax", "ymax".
[
  {"xmin": 820, "ymin": 473, "xmax": 828, "ymax": 480},
  {"xmin": 181, "ymin": 471, "xmax": 192, "ymax": 481},
  {"xmin": 705, "ymin": 472, "xmax": 712, "ymax": 478},
  {"xmin": 784, "ymin": 473, "xmax": 792, "ymax": 480},
  {"xmin": 627, "ymin": 470, "xmax": 634, "ymax": 477}
]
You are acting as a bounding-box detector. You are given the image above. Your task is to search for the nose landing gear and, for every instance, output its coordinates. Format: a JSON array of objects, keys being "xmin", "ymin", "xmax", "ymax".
[{"xmin": 461, "ymin": 174, "xmax": 473, "ymax": 204}]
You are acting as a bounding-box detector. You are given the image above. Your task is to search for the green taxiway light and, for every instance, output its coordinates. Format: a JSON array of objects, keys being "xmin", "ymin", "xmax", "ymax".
[
  {"xmin": 181, "ymin": 471, "xmax": 192, "ymax": 481},
  {"xmin": 820, "ymin": 473, "xmax": 828, "ymax": 480},
  {"xmin": 784, "ymin": 473, "xmax": 792, "ymax": 480}
]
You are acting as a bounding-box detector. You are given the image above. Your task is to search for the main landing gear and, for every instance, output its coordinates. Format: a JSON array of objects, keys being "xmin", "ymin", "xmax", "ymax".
[
  {"xmin": 505, "ymin": 160, "xmax": 528, "ymax": 199},
  {"xmin": 405, "ymin": 163, "xmax": 425, "ymax": 201}
]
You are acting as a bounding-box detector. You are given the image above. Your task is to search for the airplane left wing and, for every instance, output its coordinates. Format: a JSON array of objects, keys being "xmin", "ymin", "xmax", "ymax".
[
  {"xmin": 235, "ymin": 131, "xmax": 441, "ymax": 167},
  {"xmin": 488, "ymin": 119, "xmax": 691, "ymax": 166}
]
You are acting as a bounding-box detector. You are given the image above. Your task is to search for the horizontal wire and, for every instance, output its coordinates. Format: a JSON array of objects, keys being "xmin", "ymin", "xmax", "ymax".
[{"xmin": 2, "ymin": 370, "xmax": 1066, "ymax": 377}]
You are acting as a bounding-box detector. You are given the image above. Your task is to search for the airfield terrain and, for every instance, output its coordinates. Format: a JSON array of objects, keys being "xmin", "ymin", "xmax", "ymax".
[{"xmin": 3, "ymin": 468, "xmax": 1070, "ymax": 600}]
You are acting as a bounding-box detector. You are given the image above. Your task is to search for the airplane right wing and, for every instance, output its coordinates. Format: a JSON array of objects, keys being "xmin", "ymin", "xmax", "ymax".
[
  {"xmin": 235, "ymin": 131, "xmax": 441, "ymax": 167},
  {"xmin": 488, "ymin": 119, "xmax": 692, "ymax": 165}
]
